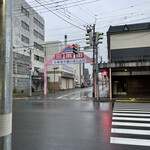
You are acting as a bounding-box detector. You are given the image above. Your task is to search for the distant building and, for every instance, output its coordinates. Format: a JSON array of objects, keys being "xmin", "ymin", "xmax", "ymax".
[
  {"xmin": 45, "ymin": 43, "xmax": 79, "ymax": 91},
  {"xmin": 100, "ymin": 22, "xmax": 150, "ymax": 98},
  {"xmin": 84, "ymin": 68, "xmax": 90, "ymax": 85},
  {"xmin": 13, "ymin": 0, "xmax": 45, "ymax": 92}
]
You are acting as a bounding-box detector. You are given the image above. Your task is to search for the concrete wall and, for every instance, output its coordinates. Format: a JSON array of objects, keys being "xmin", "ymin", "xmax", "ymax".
[
  {"xmin": 110, "ymin": 30, "xmax": 150, "ymax": 49},
  {"xmin": 110, "ymin": 30, "xmax": 150, "ymax": 62}
]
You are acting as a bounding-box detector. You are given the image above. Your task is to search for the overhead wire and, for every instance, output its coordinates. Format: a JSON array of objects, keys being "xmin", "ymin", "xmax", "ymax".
[
  {"xmin": 13, "ymin": 0, "xmax": 98, "ymax": 13},
  {"xmin": 27, "ymin": 0, "xmax": 86, "ymax": 31},
  {"xmin": 47, "ymin": 0, "xmax": 89, "ymax": 25},
  {"xmin": 97, "ymin": 0, "xmax": 150, "ymax": 17},
  {"xmin": 14, "ymin": 37, "xmax": 87, "ymax": 49}
]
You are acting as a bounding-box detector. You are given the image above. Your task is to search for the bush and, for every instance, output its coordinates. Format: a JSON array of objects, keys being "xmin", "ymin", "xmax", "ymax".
[{"xmin": 13, "ymin": 87, "xmax": 17, "ymax": 93}]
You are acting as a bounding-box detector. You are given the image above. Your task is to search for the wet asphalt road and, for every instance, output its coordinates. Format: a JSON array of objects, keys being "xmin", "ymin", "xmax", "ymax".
[{"xmin": 12, "ymin": 87, "xmax": 150, "ymax": 150}]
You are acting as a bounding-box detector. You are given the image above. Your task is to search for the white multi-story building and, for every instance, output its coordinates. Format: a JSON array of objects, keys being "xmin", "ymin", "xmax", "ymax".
[{"xmin": 13, "ymin": 0, "xmax": 45, "ymax": 92}]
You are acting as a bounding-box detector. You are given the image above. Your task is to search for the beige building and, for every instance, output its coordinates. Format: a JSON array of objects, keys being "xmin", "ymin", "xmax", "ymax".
[
  {"xmin": 100, "ymin": 22, "xmax": 150, "ymax": 98},
  {"xmin": 45, "ymin": 42, "xmax": 83, "ymax": 91}
]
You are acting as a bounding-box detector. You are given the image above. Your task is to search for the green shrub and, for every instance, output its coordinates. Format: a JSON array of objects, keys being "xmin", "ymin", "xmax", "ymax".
[{"xmin": 13, "ymin": 87, "xmax": 17, "ymax": 93}]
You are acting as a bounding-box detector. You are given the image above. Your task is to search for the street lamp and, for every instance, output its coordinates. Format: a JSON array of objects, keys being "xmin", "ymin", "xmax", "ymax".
[{"xmin": 53, "ymin": 67, "xmax": 59, "ymax": 93}]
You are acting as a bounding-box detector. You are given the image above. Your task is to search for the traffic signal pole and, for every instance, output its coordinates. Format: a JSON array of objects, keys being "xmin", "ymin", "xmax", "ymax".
[
  {"xmin": 0, "ymin": 1, "xmax": 13, "ymax": 150},
  {"xmin": 96, "ymin": 45, "xmax": 100, "ymax": 100},
  {"xmin": 85, "ymin": 25, "xmax": 103, "ymax": 100}
]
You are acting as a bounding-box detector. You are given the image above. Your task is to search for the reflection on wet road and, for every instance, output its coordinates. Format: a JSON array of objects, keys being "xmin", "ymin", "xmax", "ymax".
[{"xmin": 12, "ymin": 101, "xmax": 112, "ymax": 150}]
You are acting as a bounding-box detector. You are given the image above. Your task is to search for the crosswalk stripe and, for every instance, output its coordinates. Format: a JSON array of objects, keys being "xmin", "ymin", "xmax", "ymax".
[
  {"xmin": 113, "ymin": 110, "xmax": 150, "ymax": 113},
  {"xmin": 113, "ymin": 113, "xmax": 150, "ymax": 117},
  {"xmin": 114, "ymin": 108, "xmax": 150, "ymax": 111},
  {"xmin": 113, "ymin": 117, "xmax": 150, "ymax": 121},
  {"xmin": 111, "ymin": 103, "xmax": 150, "ymax": 147},
  {"xmin": 111, "ymin": 128, "xmax": 150, "ymax": 135},
  {"xmin": 57, "ymin": 97, "xmax": 62, "ymax": 99},
  {"xmin": 110, "ymin": 137, "xmax": 150, "ymax": 146},
  {"xmin": 112, "ymin": 121, "xmax": 150, "ymax": 127}
]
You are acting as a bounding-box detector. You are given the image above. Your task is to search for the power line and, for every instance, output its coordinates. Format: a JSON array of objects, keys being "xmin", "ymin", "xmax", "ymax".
[
  {"xmin": 97, "ymin": 0, "xmax": 150, "ymax": 16},
  {"xmin": 14, "ymin": 37, "xmax": 87, "ymax": 49},
  {"xmin": 34, "ymin": 0, "xmax": 86, "ymax": 31},
  {"xmin": 13, "ymin": 0, "xmax": 94, "ymax": 27}
]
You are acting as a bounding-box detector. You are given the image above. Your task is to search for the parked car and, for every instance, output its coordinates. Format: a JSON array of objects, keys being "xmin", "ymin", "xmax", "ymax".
[{"xmin": 75, "ymin": 83, "xmax": 81, "ymax": 88}]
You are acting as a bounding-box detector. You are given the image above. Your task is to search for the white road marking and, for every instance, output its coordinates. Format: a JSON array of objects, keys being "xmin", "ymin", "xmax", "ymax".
[
  {"xmin": 113, "ymin": 110, "xmax": 150, "ymax": 113},
  {"xmin": 110, "ymin": 137, "xmax": 150, "ymax": 146},
  {"xmin": 113, "ymin": 113, "xmax": 150, "ymax": 117},
  {"xmin": 114, "ymin": 108, "xmax": 150, "ymax": 111},
  {"xmin": 111, "ymin": 128, "xmax": 150, "ymax": 135},
  {"xmin": 112, "ymin": 121, "xmax": 150, "ymax": 127},
  {"xmin": 112, "ymin": 117, "xmax": 150, "ymax": 121}
]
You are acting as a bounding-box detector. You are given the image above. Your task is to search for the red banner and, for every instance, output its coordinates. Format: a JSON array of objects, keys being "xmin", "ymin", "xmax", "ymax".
[{"xmin": 75, "ymin": 52, "xmax": 84, "ymax": 59}]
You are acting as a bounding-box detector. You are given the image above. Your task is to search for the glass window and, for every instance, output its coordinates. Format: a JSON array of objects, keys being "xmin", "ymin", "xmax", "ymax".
[
  {"xmin": 21, "ymin": 6, "xmax": 29, "ymax": 18},
  {"xmin": 34, "ymin": 42, "xmax": 44, "ymax": 51},
  {"xmin": 34, "ymin": 17, "xmax": 44, "ymax": 30},
  {"xmin": 21, "ymin": 21, "xmax": 29, "ymax": 31},
  {"xmin": 21, "ymin": 35, "xmax": 29, "ymax": 44},
  {"xmin": 34, "ymin": 30, "xmax": 44, "ymax": 41}
]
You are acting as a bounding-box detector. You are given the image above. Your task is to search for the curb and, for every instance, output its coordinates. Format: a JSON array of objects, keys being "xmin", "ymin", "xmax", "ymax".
[{"xmin": 13, "ymin": 97, "xmax": 29, "ymax": 100}]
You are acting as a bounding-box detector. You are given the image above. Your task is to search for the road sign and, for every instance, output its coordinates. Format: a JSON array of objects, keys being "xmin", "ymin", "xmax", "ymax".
[{"xmin": 52, "ymin": 59, "xmax": 86, "ymax": 64}]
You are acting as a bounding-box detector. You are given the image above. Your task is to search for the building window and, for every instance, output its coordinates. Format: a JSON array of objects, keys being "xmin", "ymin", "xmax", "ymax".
[
  {"xmin": 21, "ymin": 35, "xmax": 29, "ymax": 44},
  {"xmin": 34, "ymin": 55, "xmax": 39, "ymax": 61},
  {"xmin": 34, "ymin": 42, "xmax": 44, "ymax": 51},
  {"xmin": 34, "ymin": 17, "xmax": 44, "ymax": 30},
  {"xmin": 21, "ymin": 21, "xmax": 29, "ymax": 31},
  {"xmin": 34, "ymin": 55, "xmax": 44, "ymax": 63},
  {"xmin": 21, "ymin": 6, "xmax": 29, "ymax": 18},
  {"xmin": 34, "ymin": 30, "xmax": 44, "ymax": 41}
]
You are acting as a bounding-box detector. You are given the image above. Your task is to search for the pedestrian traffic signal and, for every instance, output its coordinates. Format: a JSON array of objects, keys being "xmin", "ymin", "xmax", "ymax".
[
  {"xmin": 103, "ymin": 71, "xmax": 108, "ymax": 77},
  {"xmin": 95, "ymin": 32, "xmax": 103, "ymax": 45},
  {"xmin": 86, "ymin": 32, "xmax": 93, "ymax": 46},
  {"xmin": 72, "ymin": 44, "xmax": 78, "ymax": 54},
  {"xmin": 27, "ymin": 73, "xmax": 29, "ymax": 78}
]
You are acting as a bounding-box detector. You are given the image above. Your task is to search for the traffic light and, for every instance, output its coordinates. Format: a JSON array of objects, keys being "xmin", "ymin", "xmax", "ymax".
[
  {"xmin": 95, "ymin": 32, "xmax": 103, "ymax": 45},
  {"xmin": 27, "ymin": 73, "xmax": 29, "ymax": 79},
  {"xmin": 72, "ymin": 44, "xmax": 78, "ymax": 54},
  {"xmin": 103, "ymin": 71, "xmax": 108, "ymax": 77},
  {"xmin": 86, "ymin": 32, "xmax": 93, "ymax": 46}
]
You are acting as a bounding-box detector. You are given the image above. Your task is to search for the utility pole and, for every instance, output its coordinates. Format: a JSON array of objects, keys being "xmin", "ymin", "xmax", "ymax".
[
  {"xmin": 29, "ymin": 49, "xmax": 32, "ymax": 97},
  {"xmin": 0, "ymin": 1, "xmax": 13, "ymax": 150}
]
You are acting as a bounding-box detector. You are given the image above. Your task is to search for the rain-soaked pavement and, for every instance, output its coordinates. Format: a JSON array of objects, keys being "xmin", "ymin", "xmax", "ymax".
[{"xmin": 12, "ymin": 86, "xmax": 150, "ymax": 150}]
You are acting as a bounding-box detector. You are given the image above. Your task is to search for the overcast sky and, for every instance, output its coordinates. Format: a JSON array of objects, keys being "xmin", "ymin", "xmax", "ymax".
[{"xmin": 26, "ymin": 0, "xmax": 150, "ymax": 74}]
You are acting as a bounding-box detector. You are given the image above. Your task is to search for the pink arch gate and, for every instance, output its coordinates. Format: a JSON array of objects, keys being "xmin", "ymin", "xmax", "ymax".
[{"xmin": 44, "ymin": 45, "xmax": 93, "ymax": 95}]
